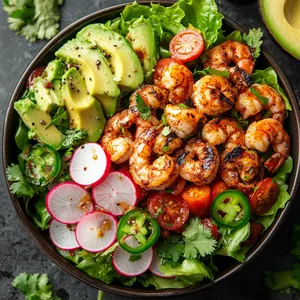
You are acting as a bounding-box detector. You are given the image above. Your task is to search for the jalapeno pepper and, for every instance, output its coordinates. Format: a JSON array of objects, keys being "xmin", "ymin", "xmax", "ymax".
[
  {"xmin": 117, "ymin": 209, "xmax": 160, "ymax": 254},
  {"xmin": 211, "ymin": 189, "xmax": 251, "ymax": 229}
]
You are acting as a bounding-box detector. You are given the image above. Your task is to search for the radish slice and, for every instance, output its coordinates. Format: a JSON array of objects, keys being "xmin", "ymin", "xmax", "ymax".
[
  {"xmin": 75, "ymin": 211, "xmax": 117, "ymax": 252},
  {"xmin": 49, "ymin": 219, "xmax": 80, "ymax": 250},
  {"xmin": 70, "ymin": 143, "xmax": 111, "ymax": 186},
  {"xmin": 92, "ymin": 171, "xmax": 137, "ymax": 216},
  {"xmin": 112, "ymin": 235, "xmax": 153, "ymax": 277},
  {"xmin": 149, "ymin": 251, "xmax": 175, "ymax": 278},
  {"xmin": 46, "ymin": 182, "xmax": 94, "ymax": 224}
]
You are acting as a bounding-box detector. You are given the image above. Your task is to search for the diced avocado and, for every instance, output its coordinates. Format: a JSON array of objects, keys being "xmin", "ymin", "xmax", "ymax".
[
  {"xmin": 14, "ymin": 99, "xmax": 63, "ymax": 150},
  {"xmin": 77, "ymin": 24, "xmax": 144, "ymax": 91},
  {"xmin": 126, "ymin": 17, "xmax": 159, "ymax": 80},
  {"xmin": 55, "ymin": 38, "xmax": 120, "ymax": 117},
  {"xmin": 62, "ymin": 68, "xmax": 106, "ymax": 142},
  {"xmin": 45, "ymin": 60, "xmax": 66, "ymax": 82}
]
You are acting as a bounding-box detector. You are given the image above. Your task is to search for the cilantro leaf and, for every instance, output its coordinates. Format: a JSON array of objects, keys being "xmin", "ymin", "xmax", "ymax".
[
  {"xmin": 250, "ymin": 87, "xmax": 269, "ymax": 105},
  {"xmin": 135, "ymin": 94, "xmax": 151, "ymax": 121},
  {"xmin": 129, "ymin": 254, "xmax": 142, "ymax": 262},
  {"xmin": 161, "ymin": 126, "xmax": 171, "ymax": 136},
  {"xmin": 242, "ymin": 28, "xmax": 263, "ymax": 59},
  {"xmin": 193, "ymin": 67, "xmax": 230, "ymax": 81},
  {"xmin": 61, "ymin": 128, "xmax": 87, "ymax": 149},
  {"xmin": 46, "ymin": 107, "xmax": 69, "ymax": 129},
  {"xmin": 161, "ymin": 113, "xmax": 167, "ymax": 125},
  {"xmin": 156, "ymin": 235, "xmax": 185, "ymax": 263},
  {"xmin": 183, "ymin": 218, "xmax": 217, "ymax": 259}
]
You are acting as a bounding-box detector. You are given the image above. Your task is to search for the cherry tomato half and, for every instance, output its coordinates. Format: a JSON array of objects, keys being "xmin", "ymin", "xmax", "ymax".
[
  {"xmin": 147, "ymin": 192, "xmax": 189, "ymax": 231},
  {"xmin": 166, "ymin": 177, "xmax": 186, "ymax": 196},
  {"xmin": 27, "ymin": 66, "xmax": 46, "ymax": 87},
  {"xmin": 169, "ymin": 30, "xmax": 204, "ymax": 63},
  {"xmin": 241, "ymin": 223, "xmax": 264, "ymax": 247},
  {"xmin": 211, "ymin": 179, "xmax": 229, "ymax": 201},
  {"xmin": 202, "ymin": 218, "xmax": 219, "ymax": 240},
  {"xmin": 181, "ymin": 184, "xmax": 211, "ymax": 219},
  {"xmin": 250, "ymin": 178, "xmax": 279, "ymax": 215}
]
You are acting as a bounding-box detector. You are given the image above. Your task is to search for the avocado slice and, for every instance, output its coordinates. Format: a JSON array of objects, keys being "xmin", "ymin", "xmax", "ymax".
[
  {"xmin": 55, "ymin": 38, "xmax": 120, "ymax": 117},
  {"xmin": 62, "ymin": 68, "xmax": 106, "ymax": 142},
  {"xmin": 126, "ymin": 17, "xmax": 159, "ymax": 81},
  {"xmin": 77, "ymin": 24, "xmax": 144, "ymax": 91},
  {"xmin": 260, "ymin": 0, "xmax": 300, "ymax": 59},
  {"xmin": 45, "ymin": 60, "xmax": 66, "ymax": 82},
  {"xmin": 14, "ymin": 99, "xmax": 63, "ymax": 150}
]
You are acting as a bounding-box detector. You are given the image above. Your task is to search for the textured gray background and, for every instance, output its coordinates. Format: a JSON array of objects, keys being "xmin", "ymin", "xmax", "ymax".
[{"xmin": 1, "ymin": 1, "xmax": 300, "ymax": 299}]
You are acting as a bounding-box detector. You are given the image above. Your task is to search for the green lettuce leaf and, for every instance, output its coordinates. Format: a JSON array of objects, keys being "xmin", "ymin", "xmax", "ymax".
[{"xmin": 31, "ymin": 198, "xmax": 51, "ymax": 230}]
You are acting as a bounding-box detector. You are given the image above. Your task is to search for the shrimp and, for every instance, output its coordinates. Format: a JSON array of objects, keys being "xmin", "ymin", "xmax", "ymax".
[
  {"xmin": 129, "ymin": 126, "xmax": 179, "ymax": 190},
  {"xmin": 245, "ymin": 118, "xmax": 290, "ymax": 173},
  {"xmin": 174, "ymin": 138, "xmax": 219, "ymax": 186},
  {"xmin": 202, "ymin": 117, "xmax": 242, "ymax": 146},
  {"xmin": 164, "ymin": 104, "xmax": 207, "ymax": 139},
  {"xmin": 153, "ymin": 132, "xmax": 182, "ymax": 155},
  {"xmin": 219, "ymin": 131, "xmax": 263, "ymax": 194},
  {"xmin": 236, "ymin": 84, "xmax": 286, "ymax": 123},
  {"xmin": 134, "ymin": 116, "xmax": 160, "ymax": 139},
  {"xmin": 100, "ymin": 109, "xmax": 136, "ymax": 164},
  {"xmin": 191, "ymin": 75, "xmax": 238, "ymax": 116},
  {"xmin": 153, "ymin": 59, "xmax": 194, "ymax": 105},
  {"xmin": 204, "ymin": 40, "xmax": 254, "ymax": 88}
]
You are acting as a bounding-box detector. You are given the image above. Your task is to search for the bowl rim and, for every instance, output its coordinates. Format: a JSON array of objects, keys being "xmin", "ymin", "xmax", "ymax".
[{"xmin": 3, "ymin": 0, "xmax": 300, "ymax": 298}]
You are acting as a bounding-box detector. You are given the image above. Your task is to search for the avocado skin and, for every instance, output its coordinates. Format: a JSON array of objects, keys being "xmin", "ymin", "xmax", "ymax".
[
  {"xmin": 62, "ymin": 68, "xmax": 106, "ymax": 142},
  {"xmin": 14, "ymin": 99, "xmax": 63, "ymax": 150},
  {"xmin": 77, "ymin": 24, "xmax": 144, "ymax": 91},
  {"xmin": 55, "ymin": 38, "xmax": 120, "ymax": 117},
  {"xmin": 127, "ymin": 17, "xmax": 159, "ymax": 81}
]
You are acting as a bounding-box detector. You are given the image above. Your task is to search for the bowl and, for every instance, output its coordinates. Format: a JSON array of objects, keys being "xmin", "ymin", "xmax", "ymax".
[{"xmin": 3, "ymin": 0, "xmax": 300, "ymax": 298}]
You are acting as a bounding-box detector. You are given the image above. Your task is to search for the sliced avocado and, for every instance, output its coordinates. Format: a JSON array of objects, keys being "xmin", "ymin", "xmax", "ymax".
[
  {"xmin": 55, "ymin": 38, "xmax": 120, "ymax": 117},
  {"xmin": 62, "ymin": 68, "xmax": 106, "ymax": 142},
  {"xmin": 14, "ymin": 99, "xmax": 63, "ymax": 150},
  {"xmin": 77, "ymin": 24, "xmax": 144, "ymax": 91},
  {"xmin": 126, "ymin": 17, "xmax": 159, "ymax": 80},
  {"xmin": 260, "ymin": 0, "xmax": 300, "ymax": 59},
  {"xmin": 45, "ymin": 60, "xmax": 66, "ymax": 82}
]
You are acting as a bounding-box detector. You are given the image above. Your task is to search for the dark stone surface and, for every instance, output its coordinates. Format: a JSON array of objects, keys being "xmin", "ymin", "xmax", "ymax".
[{"xmin": 0, "ymin": 1, "xmax": 300, "ymax": 299}]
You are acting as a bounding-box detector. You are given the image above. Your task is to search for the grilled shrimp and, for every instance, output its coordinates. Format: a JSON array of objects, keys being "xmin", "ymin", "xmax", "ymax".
[
  {"xmin": 204, "ymin": 40, "xmax": 254, "ymax": 88},
  {"xmin": 153, "ymin": 132, "xmax": 182, "ymax": 155},
  {"xmin": 100, "ymin": 109, "xmax": 136, "ymax": 164},
  {"xmin": 245, "ymin": 118, "xmax": 290, "ymax": 173},
  {"xmin": 129, "ymin": 126, "xmax": 179, "ymax": 190},
  {"xmin": 191, "ymin": 75, "xmax": 238, "ymax": 116},
  {"xmin": 153, "ymin": 58, "xmax": 194, "ymax": 105},
  {"xmin": 164, "ymin": 104, "xmax": 207, "ymax": 139},
  {"xmin": 202, "ymin": 118, "xmax": 242, "ymax": 146},
  {"xmin": 134, "ymin": 116, "xmax": 160, "ymax": 139},
  {"xmin": 219, "ymin": 131, "xmax": 263, "ymax": 194},
  {"xmin": 236, "ymin": 84, "xmax": 286, "ymax": 123},
  {"xmin": 175, "ymin": 138, "xmax": 219, "ymax": 186}
]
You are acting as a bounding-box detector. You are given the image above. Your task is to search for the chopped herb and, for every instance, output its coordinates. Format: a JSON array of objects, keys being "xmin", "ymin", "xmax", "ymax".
[
  {"xmin": 161, "ymin": 126, "xmax": 171, "ymax": 136},
  {"xmin": 129, "ymin": 254, "xmax": 142, "ymax": 262},
  {"xmin": 154, "ymin": 207, "xmax": 164, "ymax": 218},
  {"xmin": 250, "ymin": 87, "xmax": 269, "ymax": 105},
  {"xmin": 165, "ymin": 188, "xmax": 174, "ymax": 194},
  {"xmin": 136, "ymin": 94, "xmax": 151, "ymax": 121},
  {"xmin": 161, "ymin": 113, "xmax": 167, "ymax": 125},
  {"xmin": 194, "ymin": 67, "xmax": 230, "ymax": 80},
  {"xmin": 46, "ymin": 107, "xmax": 69, "ymax": 129},
  {"xmin": 162, "ymin": 145, "xmax": 169, "ymax": 152},
  {"xmin": 177, "ymin": 103, "xmax": 190, "ymax": 109},
  {"xmin": 120, "ymin": 126, "xmax": 125, "ymax": 135}
]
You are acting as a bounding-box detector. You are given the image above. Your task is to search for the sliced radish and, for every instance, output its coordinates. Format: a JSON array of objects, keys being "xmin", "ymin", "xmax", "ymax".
[
  {"xmin": 70, "ymin": 143, "xmax": 111, "ymax": 186},
  {"xmin": 49, "ymin": 219, "xmax": 80, "ymax": 250},
  {"xmin": 46, "ymin": 182, "xmax": 94, "ymax": 224},
  {"xmin": 75, "ymin": 211, "xmax": 117, "ymax": 252},
  {"xmin": 149, "ymin": 250, "xmax": 175, "ymax": 278},
  {"xmin": 92, "ymin": 171, "xmax": 137, "ymax": 216},
  {"xmin": 112, "ymin": 235, "xmax": 153, "ymax": 277}
]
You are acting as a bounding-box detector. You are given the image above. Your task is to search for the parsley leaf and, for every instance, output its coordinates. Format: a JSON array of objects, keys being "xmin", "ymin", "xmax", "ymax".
[
  {"xmin": 12, "ymin": 273, "xmax": 61, "ymax": 300},
  {"xmin": 183, "ymin": 218, "xmax": 217, "ymax": 259},
  {"xmin": 250, "ymin": 87, "xmax": 269, "ymax": 105},
  {"xmin": 161, "ymin": 126, "xmax": 171, "ymax": 136},
  {"xmin": 136, "ymin": 94, "xmax": 151, "ymax": 121},
  {"xmin": 242, "ymin": 28, "xmax": 263, "ymax": 59}
]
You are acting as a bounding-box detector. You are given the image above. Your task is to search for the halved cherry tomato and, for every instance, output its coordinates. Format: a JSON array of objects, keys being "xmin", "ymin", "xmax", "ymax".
[
  {"xmin": 202, "ymin": 218, "xmax": 219, "ymax": 240},
  {"xmin": 241, "ymin": 223, "xmax": 264, "ymax": 247},
  {"xmin": 181, "ymin": 184, "xmax": 211, "ymax": 219},
  {"xmin": 27, "ymin": 66, "xmax": 46, "ymax": 87},
  {"xmin": 166, "ymin": 177, "xmax": 186, "ymax": 196},
  {"xmin": 147, "ymin": 192, "xmax": 189, "ymax": 231},
  {"xmin": 169, "ymin": 30, "xmax": 204, "ymax": 63},
  {"xmin": 250, "ymin": 178, "xmax": 279, "ymax": 215},
  {"xmin": 211, "ymin": 178, "xmax": 229, "ymax": 201}
]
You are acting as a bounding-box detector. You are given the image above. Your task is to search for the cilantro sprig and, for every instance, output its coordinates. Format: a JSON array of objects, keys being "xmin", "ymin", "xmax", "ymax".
[
  {"xmin": 135, "ymin": 94, "xmax": 151, "ymax": 121},
  {"xmin": 250, "ymin": 87, "xmax": 269, "ymax": 105}
]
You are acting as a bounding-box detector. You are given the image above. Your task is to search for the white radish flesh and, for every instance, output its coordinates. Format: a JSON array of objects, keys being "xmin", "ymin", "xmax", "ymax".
[
  {"xmin": 76, "ymin": 211, "xmax": 117, "ymax": 252},
  {"xmin": 70, "ymin": 143, "xmax": 110, "ymax": 186},
  {"xmin": 92, "ymin": 171, "xmax": 137, "ymax": 216},
  {"xmin": 149, "ymin": 251, "xmax": 175, "ymax": 278},
  {"xmin": 49, "ymin": 219, "xmax": 80, "ymax": 250},
  {"xmin": 46, "ymin": 182, "xmax": 94, "ymax": 224}
]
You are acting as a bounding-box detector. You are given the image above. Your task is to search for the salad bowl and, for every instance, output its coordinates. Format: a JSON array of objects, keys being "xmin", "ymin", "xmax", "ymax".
[{"xmin": 3, "ymin": 0, "xmax": 300, "ymax": 298}]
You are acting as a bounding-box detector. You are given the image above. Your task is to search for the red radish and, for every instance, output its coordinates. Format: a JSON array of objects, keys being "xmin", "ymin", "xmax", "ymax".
[
  {"xmin": 46, "ymin": 182, "xmax": 94, "ymax": 224},
  {"xmin": 118, "ymin": 165, "xmax": 141, "ymax": 200},
  {"xmin": 92, "ymin": 171, "xmax": 137, "ymax": 216},
  {"xmin": 70, "ymin": 143, "xmax": 111, "ymax": 186},
  {"xmin": 149, "ymin": 251, "xmax": 175, "ymax": 278},
  {"xmin": 75, "ymin": 211, "xmax": 117, "ymax": 252},
  {"xmin": 49, "ymin": 219, "xmax": 80, "ymax": 250},
  {"xmin": 112, "ymin": 236, "xmax": 153, "ymax": 277}
]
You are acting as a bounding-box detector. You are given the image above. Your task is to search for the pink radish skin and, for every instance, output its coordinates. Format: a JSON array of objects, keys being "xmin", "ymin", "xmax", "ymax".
[
  {"xmin": 46, "ymin": 182, "xmax": 94, "ymax": 224},
  {"xmin": 112, "ymin": 235, "xmax": 153, "ymax": 277},
  {"xmin": 70, "ymin": 143, "xmax": 111, "ymax": 187},
  {"xmin": 75, "ymin": 211, "xmax": 117, "ymax": 252},
  {"xmin": 149, "ymin": 251, "xmax": 175, "ymax": 278},
  {"xmin": 49, "ymin": 219, "xmax": 80, "ymax": 250},
  {"xmin": 92, "ymin": 171, "xmax": 137, "ymax": 216}
]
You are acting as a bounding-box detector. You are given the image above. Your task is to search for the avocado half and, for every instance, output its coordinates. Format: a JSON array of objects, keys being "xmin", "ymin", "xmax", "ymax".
[{"xmin": 259, "ymin": 0, "xmax": 300, "ymax": 60}]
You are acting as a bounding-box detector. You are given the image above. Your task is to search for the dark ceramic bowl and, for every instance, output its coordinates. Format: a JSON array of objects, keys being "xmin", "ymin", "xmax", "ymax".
[{"xmin": 3, "ymin": 1, "xmax": 300, "ymax": 298}]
